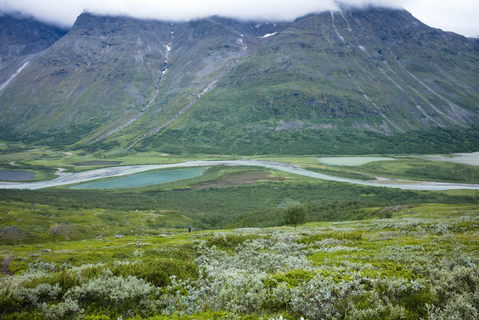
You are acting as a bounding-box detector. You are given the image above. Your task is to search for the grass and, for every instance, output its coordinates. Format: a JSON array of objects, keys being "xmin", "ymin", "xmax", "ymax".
[
  {"xmin": 0, "ymin": 143, "xmax": 242, "ymax": 174},
  {"xmin": 3, "ymin": 203, "xmax": 477, "ymax": 269},
  {"xmin": 256, "ymin": 154, "xmax": 479, "ymax": 183},
  {"xmin": 3, "ymin": 233, "xmax": 198, "ymax": 270},
  {"xmin": 0, "ymin": 200, "xmax": 195, "ymax": 245},
  {"xmin": 302, "ymin": 165, "xmax": 377, "ymax": 180},
  {"xmin": 251, "ymin": 154, "xmax": 479, "ymax": 183},
  {"xmin": 1, "ymin": 203, "xmax": 478, "ymax": 319},
  {"xmin": 340, "ymin": 157, "xmax": 479, "ymax": 183},
  {"xmin": 1, "ymin": 178, "xmax": 478, "ymax": 242},
  {"xmin": 250, "ymin": 155, "xmax": 322, "ymax": 166}
]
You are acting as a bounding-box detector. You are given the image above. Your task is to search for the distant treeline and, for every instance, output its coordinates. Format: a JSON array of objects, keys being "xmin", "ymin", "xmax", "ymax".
[
  {"xmin": 136, "ymin": 125, "xmax": 479, "ymax": 155},
  {"xmin": 1, "ymin": 181, "xmax": 477, "ymax": 229},
  {"xmin": 2, "ymin": 124, "xmax": 479, "ymax": 155}
]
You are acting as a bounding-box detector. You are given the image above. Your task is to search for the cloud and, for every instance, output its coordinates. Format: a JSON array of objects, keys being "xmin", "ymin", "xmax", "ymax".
[
  {"xmin": 0, "ymin": 0, "xmax": 478, "ymax": 37},
  {"xmin": 404, "ymin": 0, "xmax": 479, "ymax": 37},
  {"xmin": 0, "ymin": 0, "xmax": 338, "ymax": 25},
  {"xmin": 0, "ymin": 0, "xmax": 413, "ymax": 26}
]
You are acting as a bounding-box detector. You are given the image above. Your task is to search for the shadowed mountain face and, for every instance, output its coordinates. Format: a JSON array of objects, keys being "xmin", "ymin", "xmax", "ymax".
[
  {"xmin": 0, "ymin": 13, "xmax": 67, "ymax": 93},
  {"xmin": 0, "ymin": 7, "xmax": 478, "ymax": 154}
]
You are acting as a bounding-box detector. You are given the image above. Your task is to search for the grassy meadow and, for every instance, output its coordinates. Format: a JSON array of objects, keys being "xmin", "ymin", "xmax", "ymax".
[
  {"xmin": 1, "ymin": 204, "xmax": 478, "ymax": 319},
  {"xmin": 1, "ymin": 143, "xmax": 479, "ymax": 318}
]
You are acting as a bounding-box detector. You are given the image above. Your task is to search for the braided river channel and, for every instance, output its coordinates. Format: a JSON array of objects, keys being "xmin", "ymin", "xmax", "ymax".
[{"xmin": 1, "ymin": 159, "xmax": 479, "ymax": 191}]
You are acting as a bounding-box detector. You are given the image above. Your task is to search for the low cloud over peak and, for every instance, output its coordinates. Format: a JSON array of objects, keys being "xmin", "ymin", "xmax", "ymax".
[{"xmin": 0, "ymin": 0, "xmax": 478, "ymax": 37}]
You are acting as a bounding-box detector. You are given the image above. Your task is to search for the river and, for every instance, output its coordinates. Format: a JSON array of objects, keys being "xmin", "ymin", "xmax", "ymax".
[{"xmin": 1, "ymin": 160, "xmax": 479, "ymax": 191}]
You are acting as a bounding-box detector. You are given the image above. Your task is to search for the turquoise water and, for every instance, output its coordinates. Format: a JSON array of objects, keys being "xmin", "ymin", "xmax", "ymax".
[
  {"xmin": 69, "ymin": 168, "xmax": 206, "ymax": 189},
  {"xmin": 316, "ymin": 157, "xmax": 396, "ymax": 166}
]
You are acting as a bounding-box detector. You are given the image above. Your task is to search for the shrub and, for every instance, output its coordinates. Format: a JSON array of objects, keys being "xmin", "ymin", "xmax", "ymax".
[
  {"xmin": 206, "ymin": 233, "xmax": 264, "ymax": 249},
  {"xmin": 283, "ymin": 204, "xmax": 306, "ymax": 228},
  {"xmin": 271, "ymin": 270, "xmax": 316, "ymax": 288},
  {"xmin": 111, "ymin": 259, "xmax": 199, "ymax": 287},
  {"xmin": 65, "ymin": 269, "xmax": 156, "ymax": 318},
  {"xmin": 298, "ymin": 231, "xmax": 363, "ymax": 245}
]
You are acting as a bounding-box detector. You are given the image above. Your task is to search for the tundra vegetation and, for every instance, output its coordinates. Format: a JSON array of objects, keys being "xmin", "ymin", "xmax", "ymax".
[
  {"xmin": 1, "ymin": 144, "xmax": 479, "ymax": 318},
  {"xmin": 1, "ymin": 203, "xmax": 479, "ymax": 319}
]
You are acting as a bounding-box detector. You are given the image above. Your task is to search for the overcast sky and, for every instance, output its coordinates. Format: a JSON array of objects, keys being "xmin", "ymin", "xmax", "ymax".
[{"xmin": 1, "ymin": 0, "xmax": 478, "ymax": 37}]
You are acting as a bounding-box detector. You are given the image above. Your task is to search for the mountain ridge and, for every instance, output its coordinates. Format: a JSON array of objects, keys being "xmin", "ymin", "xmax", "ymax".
[{"xmin": 0, "ymin": 7, "xmax": 478, "ymax": 154}]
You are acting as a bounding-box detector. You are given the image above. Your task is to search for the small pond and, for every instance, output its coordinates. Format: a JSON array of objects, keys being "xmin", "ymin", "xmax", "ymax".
[
  {"xmin": 316, "ymin": 157, "xmax": 396, "ymax": 166},
  {"xmin": 68, "ymin": 167, "xmax": 206, "ymax": 189},
  {"xmin": 0, "ymin": 170, "xmax": 36, "ymax": 181}
]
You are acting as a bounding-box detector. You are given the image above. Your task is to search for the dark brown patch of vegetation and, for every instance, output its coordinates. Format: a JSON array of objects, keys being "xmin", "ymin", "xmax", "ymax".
[{"xmin": 190, "ymin": 170, "xmax": 286, "ymax": 189}]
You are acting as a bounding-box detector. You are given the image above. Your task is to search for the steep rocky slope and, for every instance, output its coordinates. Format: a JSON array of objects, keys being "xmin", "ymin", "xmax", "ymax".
[
  {"xmin": 0, "ymin": 7, "xmax": 478, "ymax": 154},
  {"xmin": 0, "ymin": 12, "xmax": 67, "ymax": 92}
]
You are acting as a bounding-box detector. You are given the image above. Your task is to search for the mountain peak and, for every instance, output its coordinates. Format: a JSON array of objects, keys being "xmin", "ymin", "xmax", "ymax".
[{"xmin": 0, "ymin": 7, "xmax": 478, "ymax": 154}]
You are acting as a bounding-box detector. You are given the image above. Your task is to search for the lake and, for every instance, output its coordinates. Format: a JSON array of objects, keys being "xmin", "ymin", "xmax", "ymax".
[
  {"xmin": 0, "ymin": 170, "xmax": 36, "ymax": 181},
  {"xmin": 68, "ymin": 167, "xmax": 206, "ymax": 189},
  {"xmin": 420, "ymin": 152, "xmax": 479, "ymax": 166}
]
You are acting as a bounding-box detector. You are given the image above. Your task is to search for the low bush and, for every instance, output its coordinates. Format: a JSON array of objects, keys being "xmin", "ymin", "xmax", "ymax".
[
  {"xmin": 111, "ymin": 259, "xmax": 199, "ymax": 287},
  {"xmin": 298, "ymin": 231, "xmax": 363, "ymax": 245},
  {"xmin": 1, "ymin": 208, "xmax": 479, "ymax": 319},
  {"xmin": 206, "ymin": 233, "xmax": 264, "ymax": 249}
]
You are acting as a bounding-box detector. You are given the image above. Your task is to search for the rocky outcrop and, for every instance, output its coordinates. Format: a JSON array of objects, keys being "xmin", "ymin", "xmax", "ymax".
[
  {"xmin": 1, "ymin": 254, "xmax": 14, "ymax": 276},
  {"xmin": 0, "ymin": 226, "xmax": 27, "ymax": 241}
]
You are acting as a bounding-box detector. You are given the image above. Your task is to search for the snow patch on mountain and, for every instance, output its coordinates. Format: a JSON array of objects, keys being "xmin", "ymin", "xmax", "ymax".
[
  {"xmin": 0, "ymin": 61, "xmax": 30, "ymax": 92},
  {"xmin": 261, "ymin": 32, "xmax": 278, "ymax": 38}
]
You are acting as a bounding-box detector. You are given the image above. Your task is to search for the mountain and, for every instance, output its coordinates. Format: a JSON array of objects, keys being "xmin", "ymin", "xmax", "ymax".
[
  {"xmin": 0, "ymin": 12, "xmax": 67, "ymax": 93},
  {"xmin": 0, "ymin": 7, "xmax": 479, "ymax": 154}
]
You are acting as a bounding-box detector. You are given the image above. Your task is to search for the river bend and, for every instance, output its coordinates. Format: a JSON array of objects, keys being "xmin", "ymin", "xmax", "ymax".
[{"xmin": 1, "ymin": 160, "xmax": 479, "ymax": 191}]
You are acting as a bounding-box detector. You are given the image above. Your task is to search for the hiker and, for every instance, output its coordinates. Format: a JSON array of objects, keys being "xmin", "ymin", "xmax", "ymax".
[{"xmin": 188, "ymin": 225, "xmax": 191, "ymax": 233}]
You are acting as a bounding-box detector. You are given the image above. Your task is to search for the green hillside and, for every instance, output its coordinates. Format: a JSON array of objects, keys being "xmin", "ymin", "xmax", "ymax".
[{"xmin": 0, "ymin": 8, "xmax": 478, "ymax": 154}]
